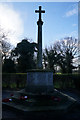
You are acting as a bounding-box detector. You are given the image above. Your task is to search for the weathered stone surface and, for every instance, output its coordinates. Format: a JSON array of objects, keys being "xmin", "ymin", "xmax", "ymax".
[{"xmin": 26, "ymin": 71, "xmax": 54, "ymax": 94}]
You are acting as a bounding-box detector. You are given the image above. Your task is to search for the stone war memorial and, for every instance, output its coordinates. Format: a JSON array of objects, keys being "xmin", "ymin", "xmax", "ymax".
[
  {"xmin": 26, "ymin": 6, "xmax": 54, "ymax": 94},
  {"xmin": 2, "ymin": 6, "xmax": 79, "ymax": 114}
]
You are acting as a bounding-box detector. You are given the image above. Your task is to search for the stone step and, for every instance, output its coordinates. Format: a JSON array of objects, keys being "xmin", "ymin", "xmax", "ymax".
[
  {"xmin": 2, "ymin": 99, "xmax": 78, "ymax": 113},
  {"xmin": 2, "ymin": 90, "xmax": 78, "ymax": 112},
  {"xmin": 10, "ymin": 92, "xmax": 72, "ymax": 107},
  {"xmin": 12, "ymin": 96, "xmax": 64, "ymax": 106}
]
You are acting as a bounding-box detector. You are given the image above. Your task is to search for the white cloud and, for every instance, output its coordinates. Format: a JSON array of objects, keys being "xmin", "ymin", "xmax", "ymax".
[
  {"xmin": 72, "ymin": 24, "xmax": 77, "ymax": 27},
  {"xmin": 66, "ymin": 8, "xmax": 77, "ymax": 17},
  {"xmin": 64, "ymin": 4, "xmax": 78, "ymax": 17},
  {"xmin": 0, "ymin": 3, "xmax": 24, "ymax": 46}
]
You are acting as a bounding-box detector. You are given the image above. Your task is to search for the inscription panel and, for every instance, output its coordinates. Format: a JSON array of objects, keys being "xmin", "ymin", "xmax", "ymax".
[{"xmin": 27, "ymin": 72, "xmax": 53, "ymax": 86}]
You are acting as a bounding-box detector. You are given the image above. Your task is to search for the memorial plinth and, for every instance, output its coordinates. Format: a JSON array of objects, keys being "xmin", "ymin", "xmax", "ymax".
[{"xmin": 26, "ymin": 70, "xmax": 54, "ymax": 94}]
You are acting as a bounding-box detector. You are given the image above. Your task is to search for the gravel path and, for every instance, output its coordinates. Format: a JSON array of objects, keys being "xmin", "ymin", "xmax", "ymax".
[{"xmin": 2, "ymin": 89, "xmax": 80, "ymax": 120}]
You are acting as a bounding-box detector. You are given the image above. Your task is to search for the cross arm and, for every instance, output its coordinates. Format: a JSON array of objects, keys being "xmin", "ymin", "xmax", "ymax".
[
  {"xmin": 35, "ymin": 10, "xmax": 39, "ymax": 13},
  {"xmin": 35, "ymin": 10, "xmax": 45, "ymax": 13},
  {"xmin": 41, "ymin": 11, "xmax": 45, "ymax": 13}
]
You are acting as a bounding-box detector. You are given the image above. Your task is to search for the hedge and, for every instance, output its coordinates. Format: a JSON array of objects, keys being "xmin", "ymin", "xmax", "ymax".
[
  {"xmin": 2, "ymin": 73, "xmax": 27, "ymax": 89},
  {"xmin": 53, "ymin": 74, "xmax": 80, "ymax": 89},
  {"xmin": 2, "ymin": 73, "xmax": 80, "ymax": 90}
]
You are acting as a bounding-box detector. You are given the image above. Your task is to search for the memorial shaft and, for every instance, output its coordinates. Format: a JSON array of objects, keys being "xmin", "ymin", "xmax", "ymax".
[{"xmin": 35, "ymin": 6, "xmax": 45, "ymax": 69}]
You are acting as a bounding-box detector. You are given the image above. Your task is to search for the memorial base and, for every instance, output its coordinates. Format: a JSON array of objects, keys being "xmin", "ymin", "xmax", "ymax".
[
  {"xmin": 26, "ymin": 70, "xmax": 54, "ymax": 94},
  {"xmin": 2, "ymin": 70, "xmax": 79, "ymax": 113}
]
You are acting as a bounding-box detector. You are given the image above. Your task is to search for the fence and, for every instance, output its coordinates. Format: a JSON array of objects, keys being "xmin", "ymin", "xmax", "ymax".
[{"xmin": 2, "ymin": 73, "xmax": 80, "ymax": 90}]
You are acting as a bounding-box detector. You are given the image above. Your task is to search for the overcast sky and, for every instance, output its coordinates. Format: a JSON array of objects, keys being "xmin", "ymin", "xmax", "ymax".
[{"xmin": 0, "ymin": 2, "xmax": 78, "ymax": 48}]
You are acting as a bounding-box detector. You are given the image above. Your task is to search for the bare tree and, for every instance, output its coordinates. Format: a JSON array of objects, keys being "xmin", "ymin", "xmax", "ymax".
[
  {"xmin": 43, "ymin": 37, "xmax": 79, "ymax": 73},
  {"xmin": 0, "ymin": 26, "xmax": 11, "ymax": 61},
  {"xmin": 53, "ymin": 37, "xmax": 79, "ymax": 73}
]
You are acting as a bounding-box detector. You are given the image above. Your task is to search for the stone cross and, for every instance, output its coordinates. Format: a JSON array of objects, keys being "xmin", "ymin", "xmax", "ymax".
[{"xmin": 35, "ymin": 6, "xmax": 45, "ymax": 69}]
